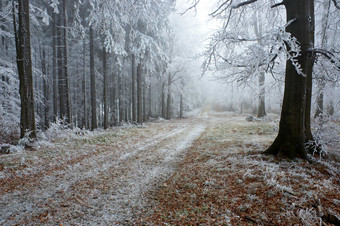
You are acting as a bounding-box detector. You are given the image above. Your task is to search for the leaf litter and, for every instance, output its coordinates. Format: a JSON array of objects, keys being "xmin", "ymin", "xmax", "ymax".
[{"xmin": 1, "ymin": 112, "xmax": 339, "ymax": 225}]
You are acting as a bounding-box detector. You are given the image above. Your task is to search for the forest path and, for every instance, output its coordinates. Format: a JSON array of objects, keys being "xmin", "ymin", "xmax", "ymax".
[{"xmin": 0, "ymin": 116, "xmax": 211, "ymax": 224}]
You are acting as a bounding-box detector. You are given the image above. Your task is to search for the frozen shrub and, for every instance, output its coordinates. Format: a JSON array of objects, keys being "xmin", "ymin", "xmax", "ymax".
[{"xmin": 306, "ymin": 116, "xmax": 340, "ymax": 158}]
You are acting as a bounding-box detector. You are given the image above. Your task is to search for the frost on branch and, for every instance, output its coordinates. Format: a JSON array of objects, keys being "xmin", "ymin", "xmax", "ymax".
[
  {"xmin": 273, "ymin": 20, "xmax": 305, "ymax": 77},
  {"xmin": 306, "ymin": 116, "xmax": 340, "ymax": 158}
]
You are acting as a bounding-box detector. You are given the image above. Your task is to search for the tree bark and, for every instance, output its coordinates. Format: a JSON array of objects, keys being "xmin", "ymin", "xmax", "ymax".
[
  {"xmin": 82, "ymin": 37, "xmax": 87, "ymax": 129},
  {"xmin": 161, "ymin": 81, "xmax": 166, "ymax": 118},
  {"xmin": 118, "ymin": 73, "xmax": 123, "ymax": 123},
  {"xmin": 14, "ymin": 0, "xmax": 36, "ymax": 138},
  {"xmin": 166, "ymin": 73, "xmax": 171, "ymax": 120},
  {"xmin": 62, "ymin": 0, "xmax": 72, "ymax": 127},
  {"xmin": 180, "ymin": 93, "xmax": 183, "ymax": 118},
  {"xmin": 257, "ymin": 72, "xmax": 266, "ymax": 118},
  {"xmin": 131, "ymin": 54, "xmax": 136, "ymax": 122},
  {"xmin": 314, "ymin": 80, "xmax": 325, "ymax": 118},
  {"xmin": 52, "ymin": 10, "xmax": 58, "ymax": 121},
  {"xmin": 103, "ymin": 45, "xmax": 108, "ymax": 129},
  {"xmin": 57, "ymin": 13, "xmax": 65, "ymax": 119},
  {"xmin": 42, "ymin": 48, "xmax": 49, "ymax": 130},
  {"xmin": 137, "ymin": 61, "xmax": 143, "ymax": 124},
  {"xmin": 265, "ymin": 0, "xmax": 314, "ymax": 159},
  {"xmin": 254, "ymin": 11, "xmax": 266, "ymax": 118},
  {"xmin": 143, "ymin": 79, "xmax": 146, "ymax": 122},
  {"xmin": 148, "ymin": 73, "xmax": 152, "ymax": 119},
  {"xmin": 111, "ymin": 72, "xmax": 117, "ymax": 126},
  {"xmin": 314, "ymin": 1, "xmax": 329, "ymax": 119},
  {"xmin": 90, "ymin": 26, "xmax": 97, "ymax": 130}
]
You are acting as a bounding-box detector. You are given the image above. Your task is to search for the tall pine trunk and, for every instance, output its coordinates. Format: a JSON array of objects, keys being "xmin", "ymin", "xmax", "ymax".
[
  {"xmin": 82, "ymin": 37, "xmax": 87, "ymax": 129},
  {"xmin": 90, "ymin": 26, "xmax": 97, "ymax": 130},
  {"xmin": 131, "ymin": 54, "xmax": 136, "ymax": 122},
  {"xmin": 57, "ymin": 12, "xmax": 65, "ymax": 119},
  {"xmin": 52, "ymin": 11, "xmax": 58, "ymax": 121},
  {"xmin": 42, "ymin": 48, "xmax": 49, "ymax": 130},
  {"xmin": 14, "ymin": 0, "xmax": 36, "ymax": 138},
  {"xmin": 137, "ymin": 61, "xmax": 143, "ymax": 124},
  {"xmin": 161, "ymin": 81, "xmax": 166, "ymax": 118},
  {"xmin": 166, "ymin": 73, "xmax": 171, "ymax": 120},
  {"xmin": 62, "ymin": 0, "xmax": 71, "ymax": 126},
  {"xmin": 111, "ymin": 72, "xmax": 117, "ymax": 126},
  {"xmin": 265, "ymin": 0, "xmax": 314, "ymax": 159},
  {"xmin": 103, "ymin": 45, "xmax": 108, "ymax": 129}
]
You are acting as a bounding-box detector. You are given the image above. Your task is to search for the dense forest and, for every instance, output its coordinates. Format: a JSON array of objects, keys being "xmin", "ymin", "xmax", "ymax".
[
  {"xmin": 1, "ymin": 0, "xmax": 203, "ymax": 142},
  {"xmin": 0, "ymin": 0, "xmax": 340, "ymax": 154}
]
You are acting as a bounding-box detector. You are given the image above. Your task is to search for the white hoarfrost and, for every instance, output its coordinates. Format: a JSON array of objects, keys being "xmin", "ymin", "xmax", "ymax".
[{"xmin": 0, "ymin": 118, "xmax": 206, "ymax": 224}]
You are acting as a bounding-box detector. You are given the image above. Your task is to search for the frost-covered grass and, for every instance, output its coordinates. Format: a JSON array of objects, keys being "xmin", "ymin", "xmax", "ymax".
[
  {"xmin": 1, "ymin": 113, "xmax": 339, "ymax": 225},
  {"xmin": 0, "ymin": 117, "xmax": 207, "ymax": 225},
  {"xmin": 144, "ymin": 114, "xmax": 340, "ymax": 225}
]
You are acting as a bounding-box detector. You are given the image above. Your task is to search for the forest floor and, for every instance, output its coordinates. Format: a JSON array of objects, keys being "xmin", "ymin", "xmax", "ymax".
[{"xmin": 0, "ymin": 112, "xmax": 339, "ymax": 225}]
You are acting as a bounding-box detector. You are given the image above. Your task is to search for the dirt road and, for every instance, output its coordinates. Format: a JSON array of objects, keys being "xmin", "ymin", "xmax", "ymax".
[{"xmin": 0, "ymin": 117, "xmax": 207, "ymax": 225}]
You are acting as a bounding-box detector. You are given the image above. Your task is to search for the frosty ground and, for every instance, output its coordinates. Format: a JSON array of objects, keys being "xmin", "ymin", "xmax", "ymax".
[{"xmin": 0, "ymin": 113, "xmax": 339, "ymax": 225}]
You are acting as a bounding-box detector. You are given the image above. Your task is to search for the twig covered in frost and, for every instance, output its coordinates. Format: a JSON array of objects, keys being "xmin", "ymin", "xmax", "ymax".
[{"xmin": 306, "ymin": 116, "xmax": 340, "ymax": 157}]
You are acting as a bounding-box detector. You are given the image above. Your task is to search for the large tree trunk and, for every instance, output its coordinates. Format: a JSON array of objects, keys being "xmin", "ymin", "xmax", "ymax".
[
  {"xmin": 14, "ymin": 0, "xmax": 36, "ymax": 138},
  {"xmin": 265, "ymin": 0, "xmax": 314, "ymax": 159},
  {"xmin": 90, "ymin": 26, "xmax": 97, "ymax": 130},
  {"xmin": 137, "ymin": 61, "xmax": 143, "ymax": 124},
  {"xmin": 103, "ymin": 45, "xmax": 108, "ymax": 129}
]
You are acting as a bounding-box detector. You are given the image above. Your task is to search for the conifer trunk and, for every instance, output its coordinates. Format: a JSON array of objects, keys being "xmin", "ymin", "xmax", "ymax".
[
  {"xmin": 90, "ymin": 26, "xmax": 97, "ymax": 130},
  {"xmin": 137, "ymin": 61, "xmax": 143, "ymax": 124},
  {"xmin": 131, "ymin": 54, "xmax": 136, "ymax": 122},
  {"xmin": 103, "ymin": 45, "xmax": 108, "ymax": 129},
  {"xmin": 52, "ymin": 11, "xmax": 58, "ymax": 121},
  {"xmin": 14, "ymin": 0, "xmax": 36, "ymax": 138}
]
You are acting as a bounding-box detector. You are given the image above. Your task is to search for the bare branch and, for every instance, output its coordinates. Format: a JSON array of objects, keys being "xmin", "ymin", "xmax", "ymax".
[
  {"xmin": 210, "ymin": 0, "xmax": 231, "ymax": 17},
  {"xmin": 232, "ymin": 0, "xmax": 258, "ymax": 9},
  {"xmin": 180, "ymin": 0, "xmax": 200, "ymax": 15},
  {"xmin": 331, "ymin": 0, "xmax": 340, "ymax": 10},
  {"xmin": 311, "ymin": 48, "xmax": 340, "ymax": 69}
]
